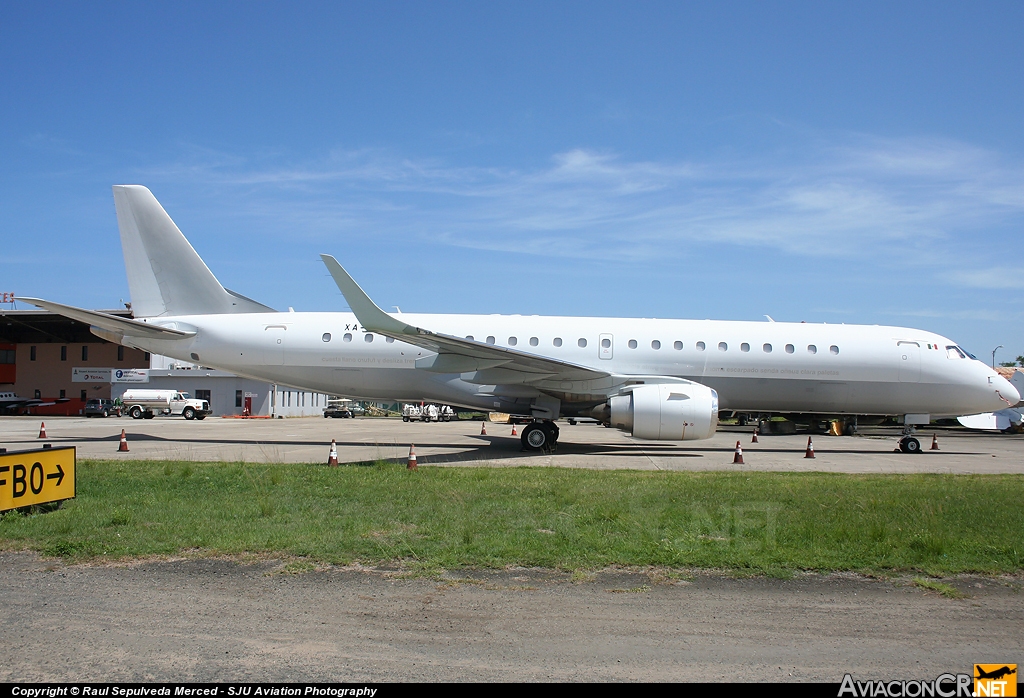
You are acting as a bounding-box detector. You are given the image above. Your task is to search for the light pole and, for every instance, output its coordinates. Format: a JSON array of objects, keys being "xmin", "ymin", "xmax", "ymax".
[{"xmin": 992, "ymin": 345, "xmax": 1003, "ymax": 369}]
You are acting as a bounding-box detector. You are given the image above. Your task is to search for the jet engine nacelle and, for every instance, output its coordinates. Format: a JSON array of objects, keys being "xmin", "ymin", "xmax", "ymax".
[{"xmin": 607, "ymin": 382, "xmax": 719, "ymax": 441}]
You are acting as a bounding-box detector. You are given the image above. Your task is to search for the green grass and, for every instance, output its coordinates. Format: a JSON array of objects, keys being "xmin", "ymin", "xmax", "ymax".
[
  {"xmin": 912, "ymin": 578, "xmax": 969, "ymax": 598},
  {"xmin": 0, "ymin": 459, "xmax": 1021, "ymax": 575}
]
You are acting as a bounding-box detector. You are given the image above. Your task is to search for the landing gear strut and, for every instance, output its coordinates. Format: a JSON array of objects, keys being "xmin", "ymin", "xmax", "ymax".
[{"xmin": 521, "ymin": 420, "xmax": 560, "ymax": 452}]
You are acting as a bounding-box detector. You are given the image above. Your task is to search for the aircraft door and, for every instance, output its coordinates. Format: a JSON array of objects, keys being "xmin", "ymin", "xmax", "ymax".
[
  {"xmin": 264, "ymin": 325, "xmax": 286, "ymax": 365},
  {"xmin": 897, "ymin": 341, "xmax": 921, "ymax": 383},
  {"xmin": 599, "ymin": 333, "xmax": 613, "ymax": 360}
]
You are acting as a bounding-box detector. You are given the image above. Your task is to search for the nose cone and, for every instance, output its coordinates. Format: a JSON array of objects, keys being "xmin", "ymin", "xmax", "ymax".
[{"xmin": 994, "ymin": 374, "xmax": 1021, "ymax": 407}]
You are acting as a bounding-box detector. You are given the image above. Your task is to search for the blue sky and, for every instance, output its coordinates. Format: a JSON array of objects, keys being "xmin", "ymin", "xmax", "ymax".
[{"xmin": 2, "ymin": 2, "xmax": 1022, "ymax": 362}]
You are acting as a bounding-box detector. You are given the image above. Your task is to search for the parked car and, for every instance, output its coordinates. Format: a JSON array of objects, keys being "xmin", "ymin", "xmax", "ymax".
[
  {"xmin": 324, "ymin": 405, "xmax": 353, "ymax": 418},
  {"xmin": 84, "ymin": 398, "xmax": 121, "ymax": 417}
]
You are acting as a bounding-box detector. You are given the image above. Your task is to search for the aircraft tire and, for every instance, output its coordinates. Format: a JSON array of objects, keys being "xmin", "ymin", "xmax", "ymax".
[
  {"xmin": 521, "ymin": 423, "xmax": 549, "ymax": 451},
  {"xmin": 899, "ymin": 436, "xmax": 922, "ymax": 454}
]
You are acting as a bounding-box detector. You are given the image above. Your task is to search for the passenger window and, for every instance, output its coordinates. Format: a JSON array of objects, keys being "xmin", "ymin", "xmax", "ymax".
[
  {"xmin": 578, "ymin": 338, "xmax": 588, "ymax": 348},
  {"xmin": 696, "ymin": 341, "xmax": 706, "ymax": 351},
  {"xmin": 601, "ymin": 338, "xmax": 611, "ymax": 349},
  {"xmin": 386, "ymin": 336, "xmax": 395, "ymax": 344},
  {"xmin": 673, "ymin": 341, "xmax": 682, "ymax": 350},
  {"xmin": 508, "ymin": 337, "xmax": 517, "ymax": 346},
  {"xmin": 322, "ymin": 333, "xmax": 331, "ymax": 342},
  {"xmin": 830, "ymin": 345, "xmax": 839, "ymax": 355},
  {"xmin": 740, "ymin": 343, "xmax": 750, "ymax": 352},
  {"xmin": 785, "ymin": 344, "xmax": 794, "ymax": 354},
  {"xmin": 343, "ymin": 333, "xmax": 352, "ymax": 342},
  {"xmin": 553, "ymin": 338, "xmax": 563, "ymax": 347},
  {"xmin": 486, "ymin": 336, "xmax": 496, "ymax": 345},
  {"xmin": 628, "ymin": 339, "xmax": 637, "ymax": 349},
  {"xmin": 807, "ymin": 345, "xmax": 817, "ymax": 354},
  {"xmin": 466, "ymin": 335, "xmax": 474, "ymax": 341},
  {"xmin": 651, "ymin": 340, "xmax": 661, "ymax": 350},
  {"xmin": 718, "ymin": 342, "xmax": 728, "ymax": 351},
  {"xmin": 529, "ymin": 337, "xmax": 538, "ymax": 346},
  {"xmin": 364, "ymin": 334, "xmax": 374, "ymax": 343},
  {"xmin": 763, "ymin": 343, "xmax": 772, "ymax": 353}
]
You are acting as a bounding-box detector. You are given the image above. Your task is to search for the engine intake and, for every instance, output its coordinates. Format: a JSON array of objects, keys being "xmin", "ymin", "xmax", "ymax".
[{"xmin": 605, "ymin": 382, "xmax": 718, "ymax": 441}]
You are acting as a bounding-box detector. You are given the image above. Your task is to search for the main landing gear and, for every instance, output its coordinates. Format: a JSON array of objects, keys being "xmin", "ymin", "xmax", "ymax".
[{"xmin": 521, "ymin": 420, "xmax": 560, "ymax": 453}]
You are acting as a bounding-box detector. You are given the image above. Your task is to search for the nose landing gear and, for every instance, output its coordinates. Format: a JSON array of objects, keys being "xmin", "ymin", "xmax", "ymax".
[
  {"xmin": 521, "ymin": 420, "xmax": 560, "ymax": 453},
  {"xmin": 898, "ymin": 436, "xmax": 922, "ymax": 453}
]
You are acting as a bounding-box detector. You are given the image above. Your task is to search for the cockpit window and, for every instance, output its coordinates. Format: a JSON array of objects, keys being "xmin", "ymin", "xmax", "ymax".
[
  {"xmin": 957, "ymin": 346, "xmax": 977, "ymax": 360},
  {"xmin": 946, "ymin": 345, "xmax": 966, "ymax": 359}
]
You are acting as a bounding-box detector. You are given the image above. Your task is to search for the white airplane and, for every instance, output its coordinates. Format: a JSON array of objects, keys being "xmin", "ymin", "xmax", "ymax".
[
  {"xmin": 957, "ymin": 370, "xmax": 1024, "ymax": 432},
  {"xmin": 20, "ymin": 185, "xmax": 1021, "ymax": 454}
]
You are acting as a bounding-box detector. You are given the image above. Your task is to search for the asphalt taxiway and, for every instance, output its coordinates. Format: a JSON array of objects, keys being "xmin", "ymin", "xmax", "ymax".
[{"xmin": 0, "ymin": 415, "xmax": 1021, "ymax": 473}]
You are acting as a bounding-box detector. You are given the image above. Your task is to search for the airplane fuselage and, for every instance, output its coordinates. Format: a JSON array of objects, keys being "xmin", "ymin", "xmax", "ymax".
[{"xmin": 124, "ymin": 311, "xmax": 1014, "ymax": 419}]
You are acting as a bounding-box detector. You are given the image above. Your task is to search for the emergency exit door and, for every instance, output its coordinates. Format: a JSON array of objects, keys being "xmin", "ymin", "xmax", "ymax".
[{"xmin": 264, "ymin": 325, "xmax": 286, "ymax": 365}]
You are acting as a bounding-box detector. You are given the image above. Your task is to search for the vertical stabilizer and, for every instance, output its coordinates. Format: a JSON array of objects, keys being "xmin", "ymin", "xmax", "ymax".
[{"xmin": 112, "ymin": 185, "xmax": 274, "ymax": 317}]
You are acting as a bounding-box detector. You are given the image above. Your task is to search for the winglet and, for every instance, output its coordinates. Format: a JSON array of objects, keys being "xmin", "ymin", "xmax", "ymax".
[{"xmin": 320, "ymin": 255, "xmax": 418, "ymax": 335}]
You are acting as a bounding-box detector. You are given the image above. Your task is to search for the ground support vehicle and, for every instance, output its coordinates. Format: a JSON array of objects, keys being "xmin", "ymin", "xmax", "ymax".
[
  {"xmin": 402, "ymin": 404, "xmax": 443, "ymax": 422},
  {"xmin": 121, "ymin": 389, "xmax": 211, "ymax": 420}
]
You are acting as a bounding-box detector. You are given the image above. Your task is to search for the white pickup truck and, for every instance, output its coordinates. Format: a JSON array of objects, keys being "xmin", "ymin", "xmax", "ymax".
[{"xmin": 121, "ymin": 389, "xmax": 211, "ymax": 420}]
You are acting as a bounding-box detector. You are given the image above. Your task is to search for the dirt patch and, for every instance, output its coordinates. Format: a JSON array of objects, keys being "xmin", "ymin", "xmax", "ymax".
[{"xmin": 1, "ymin": 552, "xmax": 1020, "ymax": 682}]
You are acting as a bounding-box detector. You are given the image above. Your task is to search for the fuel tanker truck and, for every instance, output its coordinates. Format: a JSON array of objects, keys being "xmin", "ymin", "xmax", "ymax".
[{"xmin": 120, "ymin": 389, "xmax": 211, "ymax": 420}]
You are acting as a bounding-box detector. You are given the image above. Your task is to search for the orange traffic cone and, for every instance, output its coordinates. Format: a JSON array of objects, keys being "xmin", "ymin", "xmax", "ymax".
[
  {"xmin": 804, "ymin": 436, "xmax": 815, "ymax": 459},
  {"xmin": 480, "ymin": 421, "xmax": 487, "ymax": 435},
  {"xmin": 118, "ymin": 429, "xmax": 129, "ymax": 452},
  {"xmin": 38, "ymin": 422, "xmax": 47, "ymax": 439},
  {"xmin": 751, "ymin": 427, "xmax": 759, "ymax": 444},
  {"xmin": 511, "ymin": 424, "xmax": 517, "ymax": 436},
  {"xmin": 732, "ymin": 440, "xmax": 744, "ymax": 464},
  {"xmin": 930, "ymin": 434, "xmax": 939, "ymax": 451},
  {"xmin": 407, "ymin": 443, "xmax": 418, "ymax": 470},
  {"xmin": 327, "ymin": 439, "xmax": 338, "ymax": 466}
]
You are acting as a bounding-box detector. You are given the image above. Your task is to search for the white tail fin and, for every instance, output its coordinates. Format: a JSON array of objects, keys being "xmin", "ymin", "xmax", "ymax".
[{"xmin": 112, "ymin": 185, "xmax": 274, "ymax": 317}]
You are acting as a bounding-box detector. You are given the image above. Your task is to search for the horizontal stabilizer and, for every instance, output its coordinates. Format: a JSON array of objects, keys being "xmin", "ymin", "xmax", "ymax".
[{"xmin": 17, "ymin": 298, "xmax": 196, "ymax": 340}]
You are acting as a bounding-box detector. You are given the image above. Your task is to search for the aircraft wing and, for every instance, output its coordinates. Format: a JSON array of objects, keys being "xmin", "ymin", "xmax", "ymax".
[
  {"xmin": 320, "ymin": 255, "xmax": 609, "ymax": 384},
  {"xmin": 17, "ymin": 298, "xmax": 196, "ymax": 339}
]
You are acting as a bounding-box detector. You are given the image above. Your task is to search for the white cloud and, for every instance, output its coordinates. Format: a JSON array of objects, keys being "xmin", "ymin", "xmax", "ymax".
[
  {"xmin": 949, "ymin": 267, "xmax": 1024, "ymax": 290},
  {"xmin": 138, "ymin": 135, "xmax": 1024, "ymax": 284}
]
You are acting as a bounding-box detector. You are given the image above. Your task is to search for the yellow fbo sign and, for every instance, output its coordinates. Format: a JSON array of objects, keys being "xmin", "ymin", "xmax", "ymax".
[{"xmin": 0, "ymin": 446, "xmax": 76, "ymax": 512}]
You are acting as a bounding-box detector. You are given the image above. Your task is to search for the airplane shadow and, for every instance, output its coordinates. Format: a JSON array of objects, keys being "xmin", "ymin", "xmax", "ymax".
[{"xmin": 7, "ymin": 431, "xmax": 984, "ymax": 465}]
